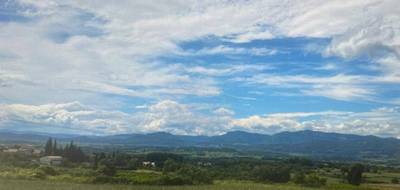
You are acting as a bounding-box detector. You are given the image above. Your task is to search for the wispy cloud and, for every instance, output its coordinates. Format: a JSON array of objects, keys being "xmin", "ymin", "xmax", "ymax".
[
  {"xmin": 183, "ymin": 64, "xmax": 272, "ymax": 77},
  {"xmin": 2, "ymin": 101, "xmax": 399, "ymax": 137},
  {"xmin": 178, "ymin": 45, "xmax": 277, "ymax": 56},
  {"xmin": 0, "ymin": 0, "xmax": 399, "ymax": 136},
  {"xmin": 236, "ymin": 73, "xmax": 399, "ymax": 101}
]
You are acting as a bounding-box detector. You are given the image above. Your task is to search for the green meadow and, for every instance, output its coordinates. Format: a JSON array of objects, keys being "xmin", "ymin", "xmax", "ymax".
[{"xmin": 2, "ymin": 178, "xmax": 393, "ymax": 190}]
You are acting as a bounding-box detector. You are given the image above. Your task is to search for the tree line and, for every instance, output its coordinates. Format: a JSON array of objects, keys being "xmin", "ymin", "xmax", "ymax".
[
  {"xmin": 41, "ymin": 138, "xmax": 367, "ymax": 186},
  {"xmin": 44, "ymin": 138, "xmax": 86, "ymax": 163}
]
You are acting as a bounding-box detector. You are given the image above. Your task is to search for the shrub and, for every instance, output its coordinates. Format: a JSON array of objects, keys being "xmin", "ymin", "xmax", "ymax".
[
  {"xmin": 97, "ymin": 165, "xmax": 116, "ymax": 176},
  {"xmin": 347, "ymin": 164, "xmax": 364, "ymax": 186},
  {"xmin": 177, "ymin": 165, "xmax": 213, "ymax": 185},
  {"xmin": 253, "ymin": 166, "xmax": 291, "ymax": 183},
  {"xmin": 93, "ymin": 175, "xmax": 113, "ymax": 184},
  {"xmin": 38, "ymin": 166, "xmax": 58, "ymax": 176},
  {"xmin": 163, "ymin": 159, "xmax": 180, "ymax": 173},
  {"xmin": 392, "ymin": 178, "xmax": 399, "ymax": 184},
  {"xmin": 293, "ymin": 172, "xmax": 326, "ymax": 187},
  {"xmin": 32, "ymin": 170, "xmax": 46, "ymax": 179},
  {"xmin": 292, "ymin": 172, "xmax": 306, "ymax": 184},
  {"xmin": 146, "ymin": 152, "xmax": 183, "ymax": 168},
  {"xmin": 303, "ymin": 173, "xmax": 327, "ymax": 187},
  {"xmin": 161, "ymin": 174, "xmax": 192, "ymax": 185}
]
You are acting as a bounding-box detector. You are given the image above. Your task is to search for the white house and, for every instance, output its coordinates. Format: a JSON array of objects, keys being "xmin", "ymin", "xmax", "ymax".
[
  {"xmin": 40, "ymin": 156, "xmax": 63, "ymax": 166},
  {"xmin": 142, "ymin": 161, "xmax": 156, "ymax": 167}
]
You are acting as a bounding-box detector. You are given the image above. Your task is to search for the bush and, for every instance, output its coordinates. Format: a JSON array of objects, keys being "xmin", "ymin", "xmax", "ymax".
[
  {"xmin": 146, "ymin": 152, "xmax": 183, "ymax": 168},
  {"xmin": 177, "ymin": 165, "xmax": 213, "ymax": 185},
  {"xmin": 163, "ymin": 159, "xmax": 180, "ymax": 173},
  {"xmin": 97, "ymin": 165, "xmax": 116, "ymax": 176},
  {"xmin": 253, "ymin": 166, "xmax": 291, "ymax": 183},
  {"xmin": 38, "ymin": 166, "xmax": 58, "ymax": 176},
  {"xmin": 392, "ymin": 178, "xmax": 399, "ymax": 184},
  {"xmin": 293, "ymin": 172, "xmax": 306, "ymax": 184},
  {"xmin": 93, "ymin": 175, "xmax": 113, "ymax": 184},
  {"xmin": 161, "ymin": 174, "xmax": 192, "ymax": 185},
  {"xmin": 303, "ymin": 173, "xmax": 327, "ymax": 187},
  {"xmin": 32, "ymin": 170, "xmax": 46, "ymax": 179},
  {"xmin": 293, "ymin": 172, "xmax": 326, "ymax": 187},
  {"xmin": 347, "ymin": 164, "xmax": 364, "ymax": 186}
]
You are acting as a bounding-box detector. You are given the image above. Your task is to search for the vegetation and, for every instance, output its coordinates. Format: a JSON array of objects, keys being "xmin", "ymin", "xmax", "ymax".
[
  {"xmin": 346, "ymin": 164, "xmax": 365, "ymax": 185},
  {"xmin": 1, "ymin": 138, "xmax": 400, "ymax": 189},
  {"xmin": 44, "ymin": 138, "xmax": 86, "ymax": 162},
  {"xmin": 0, "ymin": 178, "xmax": 387, "ymax": 190},
  {"xmin": 253, "ymin": 166, "xmax": 290, "ymax": 183}
]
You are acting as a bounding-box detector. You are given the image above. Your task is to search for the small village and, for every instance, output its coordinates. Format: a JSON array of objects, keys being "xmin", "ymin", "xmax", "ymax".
[
  {"xmin": 0, "ymin": 143, "xmax": 170, "ymax": 168},
  {"xmin": 0, "ymin": 144, "xmax": 64, "ymax": 166},
  {"xmin": 0, "ymin": 144, "xmax": 42, "ymax": 157}
]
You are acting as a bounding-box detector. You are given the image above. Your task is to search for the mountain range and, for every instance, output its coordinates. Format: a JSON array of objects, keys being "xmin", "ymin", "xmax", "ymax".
[{"xmin": 1, "ymin": 130, "xmax": 399, "ymax": 160}]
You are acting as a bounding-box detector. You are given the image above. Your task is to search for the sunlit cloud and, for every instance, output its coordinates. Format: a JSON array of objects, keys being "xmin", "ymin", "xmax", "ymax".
[{"xmin": 0, "ymin": 0, "xmax": 399, "ymax": 136}]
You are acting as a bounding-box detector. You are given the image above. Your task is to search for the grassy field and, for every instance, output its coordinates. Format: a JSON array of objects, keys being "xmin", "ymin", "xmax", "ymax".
[
  {"xmin": 1, "ymin": 178, "xmax": 394, "ymax": 190},
  {"xmin": 364, "ymin": 172, "xmax": 400, "ymax": 184},
  {"xmin": 1, "ymin": 165, "xmax": 399, "ymax": 190}
]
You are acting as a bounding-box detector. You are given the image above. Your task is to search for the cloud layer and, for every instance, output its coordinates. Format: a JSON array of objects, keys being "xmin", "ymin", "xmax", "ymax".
[
  {"xmin": 1, "ymin": 101, "xmax": 400, "ymax": 138},
  {"xmin": 0, "ymin": 0, "xmax": 399, "ymax": 137}
]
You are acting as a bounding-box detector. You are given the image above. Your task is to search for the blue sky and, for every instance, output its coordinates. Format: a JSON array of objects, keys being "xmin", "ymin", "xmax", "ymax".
[{"xmin": 0, "ymin": 0, "xmax": 399, "ymax": 137}]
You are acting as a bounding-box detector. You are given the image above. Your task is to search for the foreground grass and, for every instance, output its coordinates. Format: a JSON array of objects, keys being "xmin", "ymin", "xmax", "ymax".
[{"xmin": 0, "ymin": 178, "xmax": 383, "ymax": 190}]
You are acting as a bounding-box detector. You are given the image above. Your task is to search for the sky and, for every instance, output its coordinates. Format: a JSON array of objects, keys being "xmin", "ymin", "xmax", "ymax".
[{"xmin": 0, "ymin": 0, "xmax": 399, "ymax": 137}]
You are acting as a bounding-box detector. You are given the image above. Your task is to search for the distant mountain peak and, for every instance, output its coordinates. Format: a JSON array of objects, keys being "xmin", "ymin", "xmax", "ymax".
[
  {"xmin": 148, "ymin": 131, "xmax": 172, "ymax": 136},
  {"xmin": 1, "ymin": 130, "xmax": 399, "ymax": 160},
  {"xmin": 223, "ymin": 130, "xmax": 268, "ymax": 136}
]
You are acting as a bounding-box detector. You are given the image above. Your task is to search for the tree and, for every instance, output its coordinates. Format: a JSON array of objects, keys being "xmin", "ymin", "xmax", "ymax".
[
  {"xmin": 303, "ymin": 173, "xmax": 326, "ymax": 187},
  {"xmin": 93, "ymin": 153, "xmax": 100, "ymax": 169},
  {"xmin": 63, "ymin": 141, "xmax": 85, "ymax": 163},
  {"xmin": 44, "ymin": 138, "xmax": 63, "ymax": 156},
  {"xmin": 44, "ymin": 138, "xmax": 53, "ymax": 156},
  {"xmin": 176, "ymin": 165, "xmax": 213, "ymax": 185},
  {"xmin": 97, "ymin": 164, "xmax": 116, "ymax": 176},
  {"xmin": 53, "ymin": 139, "xmax": 58, "ymax": 156},
  {"xmin": 126, "ymin": 158, "xmax": 139, "ymax": 170},
  {"xmin": 146, "ymin": 152, "xmax": 183, "ymax": 168},
  {"xmin": 163, "ymin": 159, "xmax": 180, "ymax": 173},
  {"xmin": 293, "ymin": 172, "xmax": 306, "ymax": 184},
  {"xmin": 253, "ymin": 166, "xmax": 291, "ymax": 183},
  {"xmin": 347, "ymin": 164, "xmax": 364, "ymax": 185},
  {"xmin": 44, "ymin": 138, "xmax": 86, "ymax": 162}
]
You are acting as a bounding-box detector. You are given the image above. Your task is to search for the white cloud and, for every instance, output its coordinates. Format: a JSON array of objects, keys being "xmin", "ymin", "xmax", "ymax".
[
  {"xmin": 1, "ymin": 0, "xmax": 399, "ymax": 136},
  {"xmin": 184, "ymin": 64, "xmax": 271, "ymax": 77},
  {"xmin": 325, "ymin": 9, "xmax": 400, "ymax": 75},
  {"xmin": 1, "ymin": 100, "xmax": 400, "ymax": 137},
  {"xmin": 237, "ymin": 73, "xmax": 400, "ymax": 101},
  {"xmin": 315, "ymin": 63, "xmax": 337, "ymax": 71},
  {"xmin": 231, "ymin": 115, "xmax": 303, "ymax": 134},
  {"xmin": 179, "ymin": 45, "xmax": 277, "ymax": 56},
  {"xmin": 213, "ymin": 107, "xmax": 235, "ymax": 116},
  {"xmin": 242, "ymin": 74, "xmax": 362, "ymax": 86},
  {"xmin": 134, "ymin": 100, "xmax": 231, "ymax": 135},
  {"xmin": 135, "ymin": 104, "xmax": 148, "ymax": 109},
  {"xmin": 1, "ymin": 0, "xmax": 398, "ymax": 105},
  {"xmin": 0, "ymin": 1, "xmax": 225, "ymax": 105},
  {"xmin": 227, "ymin": 30, "xmax": 275, "ymax": 43},
  {"xmin": 0, "ymin": 101, "xmax": 231, "ymax": 135},
  {"xmin": 0, "ymin": 102, "xmax": 131, "ymax": 134},
  {"xmin": 302, "ymin": 84, "xmax": 375, "ymax": 101},
  {"xmin": 268, "ymin": 111, "xmax": 351, "ymax": 118},
  {"xmin": 232, "ymin": 108, "xmax": 400, "ymax": 138}
]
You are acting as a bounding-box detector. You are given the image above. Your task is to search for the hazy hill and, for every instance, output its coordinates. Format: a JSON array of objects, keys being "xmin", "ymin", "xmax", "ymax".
[{"xmin": 1, "ymin": 130, "xmax": 399, "ymax": 159}]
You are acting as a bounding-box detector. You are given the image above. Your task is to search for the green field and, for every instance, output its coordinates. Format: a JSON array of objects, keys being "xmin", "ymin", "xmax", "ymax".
[
  {"xmin": 2, "ymin": 142, "xmax": 400, "ymax": 190},
  {"xmin": 1, "ymin": 178, "xmax": 397, "ymax": 190},
  {"xmin": 1, "ymin": 163, "xmax": 399, "ymax": 190}
]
